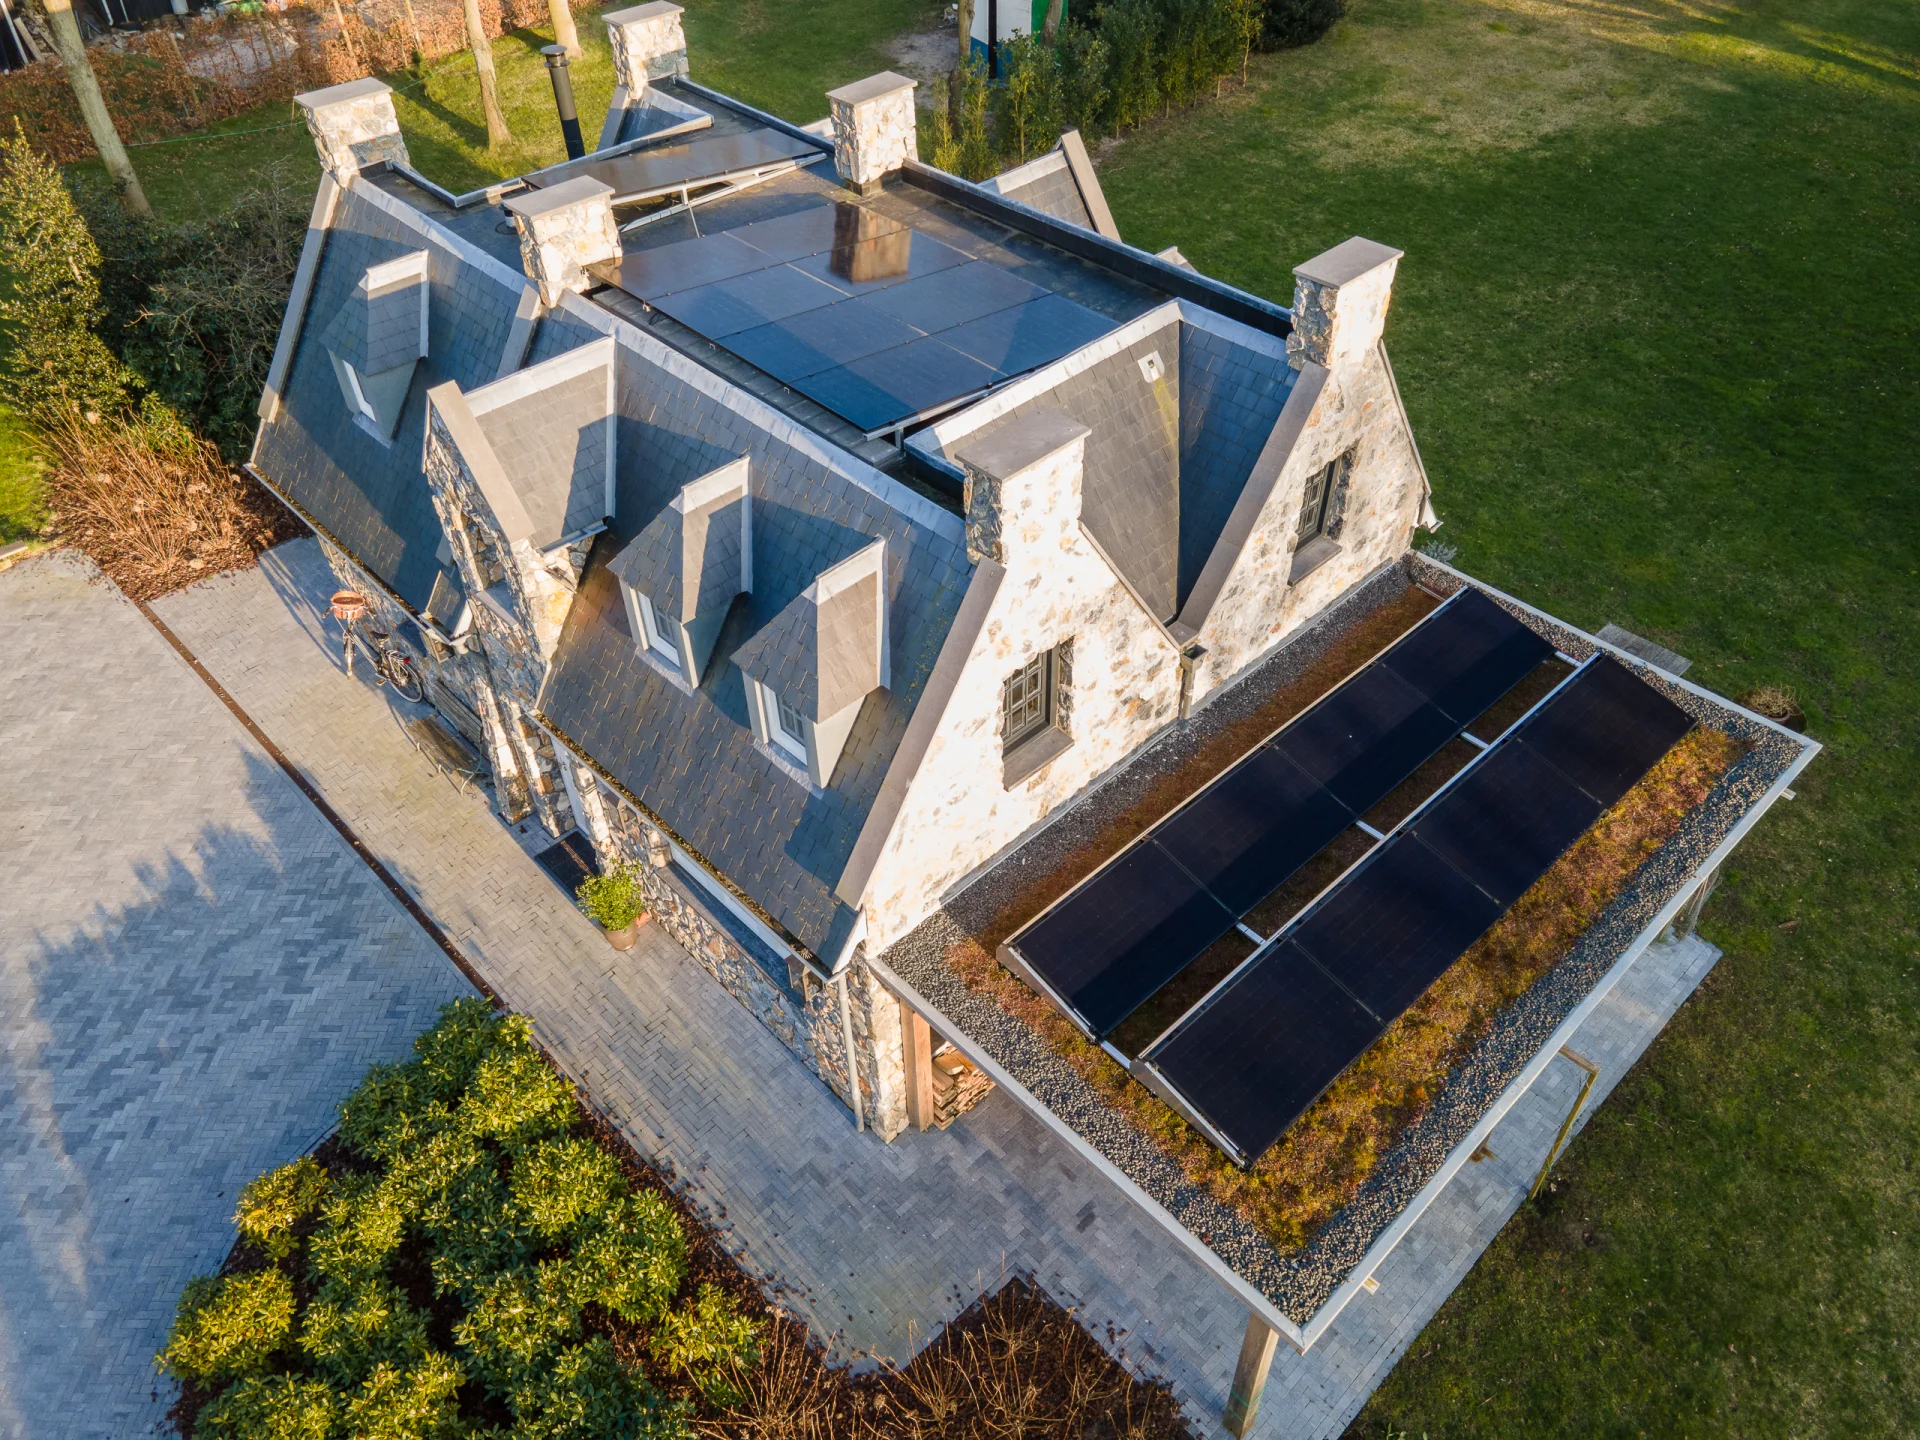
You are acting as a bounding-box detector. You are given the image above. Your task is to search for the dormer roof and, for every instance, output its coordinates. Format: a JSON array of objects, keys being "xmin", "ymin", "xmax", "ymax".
[
  {"xmin": 734, "ymin": 538, "xmax": 887, "ymax": 721},
  {"xmin": 321, "ymin": 249, "xmax": 429, "ymax": 374},
  {"xmin": 609, "ymin": 456, "xmax": 750, "ymax": 623}
]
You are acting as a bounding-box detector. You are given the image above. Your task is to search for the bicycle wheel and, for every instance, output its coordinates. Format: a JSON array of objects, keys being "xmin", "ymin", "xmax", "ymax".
[{"xmin": 386, "ymin": 650, "xmax": 425, "ymax": 703}]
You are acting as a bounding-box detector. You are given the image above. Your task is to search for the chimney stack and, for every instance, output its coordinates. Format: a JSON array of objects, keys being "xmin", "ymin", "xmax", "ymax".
[
  {"xmin": 604, "ymin": 1, "xmax": 689, "ymax": 93},
  {"xmin": 1286, "ymin": 237, "xmax": 1404, "ymax": 371},
  {"xmin": 502, "ymin": 178, "xmax": 621, "ymax": 307},
  {"xmin": 955, "ymin": 410, "xmax": 1089, "ymax": 568},
  {"xmin": 294, "ymin": 78, "xmax": 409, "ymax": 181},
  {"xmin": 826, "ymin": 72, "xmax": 917, "ymax": 195}
]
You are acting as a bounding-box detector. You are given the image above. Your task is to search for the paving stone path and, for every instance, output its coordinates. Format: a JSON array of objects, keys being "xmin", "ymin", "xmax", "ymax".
[
  {"xmin": 140, "ymin": 537, "xmax": 1728, "ymax": 1439},
  {"xmin": 0, "ymin": 551, "xmax": 471, "ymax": 1440}
]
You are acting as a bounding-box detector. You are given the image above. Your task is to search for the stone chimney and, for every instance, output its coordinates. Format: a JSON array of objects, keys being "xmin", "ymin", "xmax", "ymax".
[
  {"xmin": 956, "ymin": 410, "xmax": 1089, "ymax": 568},
  {"xmin": 295, "ymin": 77, "xmax": 410, "ymax": 180},
  {"xmin": 826, "ymin": 72, "xmax": 917, "ymax": 195},
  {"xmin": 502, "ymin": 177, "xmax": 622, "ymax": 307},
  {"xmin": 1286, "ymin": 236, "xmax": 1404, "ymax": 370},
  {"xmin": 605, "ymin": 1, "xmax": 689, "ymax": 92}
]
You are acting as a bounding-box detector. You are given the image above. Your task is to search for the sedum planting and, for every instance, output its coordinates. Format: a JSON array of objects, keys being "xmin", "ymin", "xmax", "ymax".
[{"xmin": 160, "ymin": 999, "xmax": 757, "ymax": 1439}]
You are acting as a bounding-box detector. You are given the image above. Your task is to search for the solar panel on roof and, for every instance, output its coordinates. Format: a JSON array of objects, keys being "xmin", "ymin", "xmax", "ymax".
[
  {"xmin": 1515, "ymin": 655, "xmax": 1693, "ymax": 807},
  {"xmin": 722, "ymin": 301, "xmax": 922, "ymax": 384},
  {"xmin": 937, "ymin": 293, "xmax": 1115, "ymax": 377},
  {"xmin": 788, "ymin": 230, "xmax": 971, "ymax": 296},
  {"xmin": 1154, "ymin": 746, "xmax": 1354, "ymax": 914},
  {"xmin": 1270, "ymin": 664, "xmax": 1459, "ymax": 813},
  {"xmin": 1289, "ymin": 834, "xmax": 1503, "ymax": 1023},
  {"xmin": 1380, "ymin": 588, "xmax": 1553, "ymax": 726},
  {"xmin": 725, "ymin": 201, "xmax": 905, "ymax": 262},
  {"xmin": 860, "ymin": 260, "xmax": 1049, "ymax": 332},
  {"xmin": 1409, "ymin": 741, "xmax": 1601, "ymax": 907},
  {"xmin": 1144, "ymin": 941, "xmax": 1383, "ymax": 1164},
  {"xmin": 790, "ymin": 337, "xmax": 998, "ymax": 431},
  {"xmin": 524, "ymin": 127, "xmax": 820, "ymax": 200},
  {"xmin": 1008, "ymin": 839, "xmax": 1239, "ymax": 1038},
  {"xmin": 599, "ymin": 232, "xmax": 769, "ymax": 300},
  {"xmin": 650, "ymin": 264, "xmax": 843, "ymax": 338}
]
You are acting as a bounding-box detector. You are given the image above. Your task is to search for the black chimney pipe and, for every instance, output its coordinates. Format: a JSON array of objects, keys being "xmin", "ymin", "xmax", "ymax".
[{"xmin": 543, "ymin": 44, "xmax": 586, "ymax": 160}]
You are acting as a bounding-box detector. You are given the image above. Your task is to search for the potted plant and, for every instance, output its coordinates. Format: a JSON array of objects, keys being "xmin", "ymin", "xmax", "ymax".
[{"xmin": 576, "ymin": 863, "xmax": 649, "ymax": 950}]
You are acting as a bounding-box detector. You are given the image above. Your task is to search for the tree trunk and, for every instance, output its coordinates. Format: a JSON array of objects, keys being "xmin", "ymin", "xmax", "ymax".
[
  {"xmin": 463, "ymin": 0, "xmax": 514, "ymax": 149},
  {"xmin": 1042, "ymin": 0, "xmax": 1064, "ymax": 41},
  {"xmin": 954, "ymin": 0, "xmax": 973, "ymax": 126},
  {"xmin": 41, "ymin": 0, "xmax": 149, "ymax": 216},
  {"xmin": 547, "ymin": 0, "xmax": 579, "ymax": 58}
]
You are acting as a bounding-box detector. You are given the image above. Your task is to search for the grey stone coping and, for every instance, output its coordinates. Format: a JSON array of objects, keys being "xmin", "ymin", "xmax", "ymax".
[{"xmin": 873, "ymin": 551, "xmax": 1818, "ymax": 1335}]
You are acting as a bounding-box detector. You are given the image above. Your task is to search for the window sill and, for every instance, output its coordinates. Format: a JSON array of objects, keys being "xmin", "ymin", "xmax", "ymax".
[
  {"xmin": 1004, "ymin": 726, "xmax": 1073, "ymax": 789},
  {"xmin": 1289, "ymin": 536, "xmax": 1342, "ymax": 585}
]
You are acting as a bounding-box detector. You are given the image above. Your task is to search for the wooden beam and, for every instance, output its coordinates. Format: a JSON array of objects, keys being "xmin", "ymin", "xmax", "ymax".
[
  {"xmin": 1223, "ymin": 1311, "xmax": 1279, "ymax": 1437},
  {"xmin": 902, "ymin": 1003, "xmax": 935, "ymax": 1132}
]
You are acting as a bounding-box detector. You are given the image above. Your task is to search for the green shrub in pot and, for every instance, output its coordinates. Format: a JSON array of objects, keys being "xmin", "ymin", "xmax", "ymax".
[{"xmin": 576, "ymin": 863, "xmax": 647, "ymax": 932}]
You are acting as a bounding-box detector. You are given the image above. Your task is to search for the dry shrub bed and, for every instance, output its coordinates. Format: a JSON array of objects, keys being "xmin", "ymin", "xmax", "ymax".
[
  {"xmin": 709, "ymin": 1280, "xmax": 1191, "ymax": 1440},
  {"xmin": 41, "ymin": 414, "xmax": 303, "ymax": 601},
  {"xmin": 0, "ymin": 0, "xmax": 594, "ymax": 163},
  {"xmin": 949, "ymin": 727, "xmax": 1743, "ymax": 1252}
]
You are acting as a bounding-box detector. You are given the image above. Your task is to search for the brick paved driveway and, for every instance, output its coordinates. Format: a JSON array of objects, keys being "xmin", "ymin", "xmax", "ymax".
[{"xmin": 0, "ymin": 552, "xmax": 470, "ymax": 1438}]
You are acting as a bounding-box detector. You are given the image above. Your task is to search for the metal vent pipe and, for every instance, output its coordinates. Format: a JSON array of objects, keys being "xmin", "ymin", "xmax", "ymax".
[{"xmin": 542, "ymin": 44, "xmax": 586, "ymax": 160}]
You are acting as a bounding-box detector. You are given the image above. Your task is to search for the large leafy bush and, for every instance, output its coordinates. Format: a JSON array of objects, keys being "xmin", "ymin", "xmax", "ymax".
[{"xmin": 161, "ymin": 999, "xmax": 759, "ymax": 1438}]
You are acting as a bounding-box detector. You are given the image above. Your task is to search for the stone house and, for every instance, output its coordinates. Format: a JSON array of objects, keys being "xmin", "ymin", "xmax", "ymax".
[{"xmin": 251, "ymin": 5, "xmax": 1440, "ymax": 1145}]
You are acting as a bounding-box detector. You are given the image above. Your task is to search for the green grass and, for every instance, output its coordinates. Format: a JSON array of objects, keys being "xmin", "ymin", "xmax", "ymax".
[
  {"xmin": 1100, "ymin": 0, "xmax": 1918, "ymax": 1434},
  {"xmin": 64, "ymin": 0, "xmax": 938, "ymax": 211}
]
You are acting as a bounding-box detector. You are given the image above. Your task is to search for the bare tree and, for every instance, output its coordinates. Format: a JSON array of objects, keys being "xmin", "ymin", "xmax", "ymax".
[
  {"xmin": 463, "ymin": 0, "xmax": 514, "ymax": 149},
  {"xmin": 954, "ymin": 0, "xmax": 973, "ymax": 123},
  {"xmin": 40, "ymin": 0, "xmax": 149, "ymax": 215},
  {"xmin": 547, "ymin": 0, "xmax": 579, "ymax": 58}
]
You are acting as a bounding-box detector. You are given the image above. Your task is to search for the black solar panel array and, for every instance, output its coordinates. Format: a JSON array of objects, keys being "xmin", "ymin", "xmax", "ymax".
[
  {"xmin": 524, "ymin": 127, "xmax": 822, "ymax": 200},
  {"xmin": 598, "ymin": 200, "xmax": 1114, "ymax": 431},
  {"xmin": 1143, "ymin": 652, "xmax": 1693, "ymax": 1165},
  {"xmin": 1003, "ymin": 589, "xmax": 1551, "ymax": 1037}
]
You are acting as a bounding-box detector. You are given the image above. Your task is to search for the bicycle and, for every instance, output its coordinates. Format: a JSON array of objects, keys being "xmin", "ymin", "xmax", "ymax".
[{"xmin": 329, "ymin": 590, "xmax": 425, "ymax": 703}]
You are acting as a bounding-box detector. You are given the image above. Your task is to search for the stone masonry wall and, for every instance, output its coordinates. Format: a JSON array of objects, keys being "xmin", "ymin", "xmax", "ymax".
[
  {"xmin": 859, "ymin": 436, "xmax": 1185, "ymax": 955},
  {"xmin": 422, "ymin": 410, "xmax": 582, "ymax": 833},
  {"xmin": 1188, "ymin": 344, "xmax": 1426, "ymax": 704},
  {"xmin": 565, "ymin": 752, "xmax": 910, "ymax": 1140}
]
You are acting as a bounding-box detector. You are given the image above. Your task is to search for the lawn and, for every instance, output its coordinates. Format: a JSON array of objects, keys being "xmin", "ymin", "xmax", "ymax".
[{"xmin": 1098, "ymin": 0, "xmax": 1919, "ymax": 1433}]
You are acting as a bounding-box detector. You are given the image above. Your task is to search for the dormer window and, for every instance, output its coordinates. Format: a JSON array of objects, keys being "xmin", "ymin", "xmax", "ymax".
[
  {"xmin": 610, "ymin": 457, "xmax": 752, "ymax": 688},
  {"xmin": 322, "ymin": 250, "xmax": 429, "ymax": 443},
  {"xmin": 734, "ymin": 538, "xmax": 890, "ymax": 790},
  {"xmin": 769, "ymin": 691, "xmax": 808, "ymax": 760}
]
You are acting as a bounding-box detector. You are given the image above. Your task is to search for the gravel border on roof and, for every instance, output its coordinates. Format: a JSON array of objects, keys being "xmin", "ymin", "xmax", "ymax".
[{"xmin": 878, "ymin": 551, "xmax": 1807, "ymax": 1323}]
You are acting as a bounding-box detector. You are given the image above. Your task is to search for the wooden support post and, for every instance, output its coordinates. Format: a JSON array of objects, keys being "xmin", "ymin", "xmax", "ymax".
[
  {"xmin": 1222, "ymin": 1311, "xmax": 1279, "ymax": 1437},
  {"xmin": 902, "ymin": 1003, "xmax": 935, "ymax": 1132}
]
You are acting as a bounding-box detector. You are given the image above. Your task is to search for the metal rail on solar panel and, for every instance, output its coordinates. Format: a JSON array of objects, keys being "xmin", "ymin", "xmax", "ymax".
[
  {"xmin": 997, "ymin": 588, "xmax": 1552, "ymax": 1041},
  {"xmin": 1134, "ymin": 652, "xmax": 1694, "ymax": 1167}
]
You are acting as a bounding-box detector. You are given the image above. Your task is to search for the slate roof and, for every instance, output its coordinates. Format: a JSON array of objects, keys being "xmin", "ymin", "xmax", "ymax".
[
  {"xmin": 536, "ymin": 301, "xmax": 970, "ymax": 957},
  {"xmin": 254, "ymin": 183, "xmax": 531, "ymax": 611},
  {"xmin": 733, "ymin": 560, "xmax": 881, "ymax": 721},
  {"xmin": 987, "ymin": 151, "xmax": 1092, "ymax": 231},
  {"xmin": 911, "ymin": 308, "xmax": 1297, "ymax": 622},
  {"xmin": 471, "ymin": 363, "xmax": 612, "ymax": 547}
]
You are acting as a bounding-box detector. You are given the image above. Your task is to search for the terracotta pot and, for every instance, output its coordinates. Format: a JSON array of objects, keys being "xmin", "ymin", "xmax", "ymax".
[{"xmin": 604, "ymin": 918, "xmax": 641, "ymax": 951}]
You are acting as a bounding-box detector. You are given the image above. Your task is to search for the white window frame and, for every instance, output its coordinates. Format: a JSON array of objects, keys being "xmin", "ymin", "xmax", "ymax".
[
  {"xmin": 766, "ymin": 684, "xmax": 808, "ymax": 761},
  {"xmin": 635, "ymin": 592, "xmax": 682, "ymax": 669}
]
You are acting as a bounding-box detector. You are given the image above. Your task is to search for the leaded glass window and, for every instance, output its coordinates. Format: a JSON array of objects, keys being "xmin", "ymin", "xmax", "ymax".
[
  {"xmin": 1004, "ymin": 650, "xmax": 1055, "ymax": 751},
  {"xmin": 1296, "ymin": 450, "xmax": 1355, "ymax": 547}
]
